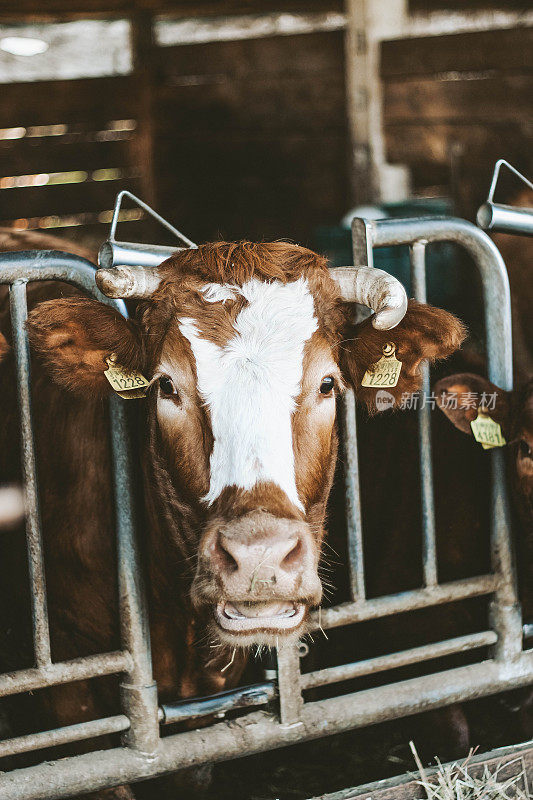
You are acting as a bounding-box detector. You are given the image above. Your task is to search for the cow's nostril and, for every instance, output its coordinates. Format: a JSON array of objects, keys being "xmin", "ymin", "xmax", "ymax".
[
  {"xmin": 214, "ymin": 536, "xmax": 239, "ymax": 573},
  {"xmin": 281, "ymin": 537, "xmax": 303, "ymax": 571}
]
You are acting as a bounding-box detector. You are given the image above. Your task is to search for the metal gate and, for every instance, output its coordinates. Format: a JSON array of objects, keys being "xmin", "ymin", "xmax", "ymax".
[{"xmin": 0, "ymin": 217, "xmax": 532, "ymax": 800}]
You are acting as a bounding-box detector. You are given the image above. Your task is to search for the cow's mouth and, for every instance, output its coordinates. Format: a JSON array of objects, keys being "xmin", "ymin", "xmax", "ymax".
[{"xmin": 216, "ymin": 601, "xmax": 305, "ymax": 632}]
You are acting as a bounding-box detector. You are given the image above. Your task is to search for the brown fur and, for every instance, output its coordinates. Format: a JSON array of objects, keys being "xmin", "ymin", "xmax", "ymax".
[
  {"xmin": 342, "ymin": 300, "xmax": 467, "ymax": 411},
  {"xmin": 0, "ymin": 238, "xmax": 465, "ymax": 797}
]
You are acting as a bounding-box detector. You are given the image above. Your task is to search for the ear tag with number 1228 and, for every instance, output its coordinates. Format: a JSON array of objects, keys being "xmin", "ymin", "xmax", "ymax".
[
  {"xmin": 470, "ymin": 408, "xmax": 506, "ymax": 450},
  {"xmin": 361, "ymin": 342, "xmax": 402, "ymax": 388},
  {"xmin": 104, "ymin": 355, "xmax": 150, "ymax": 400}
]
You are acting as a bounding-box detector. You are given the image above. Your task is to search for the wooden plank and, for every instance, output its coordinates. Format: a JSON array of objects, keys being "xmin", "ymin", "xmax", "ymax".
[
  {"xmin": 409, "ymin": 0, "xmax": 530, "ymax": 10},
  {"xmin": 0, "ymin": 139, "xmax": 132, "ymax": 177},
  {"xmin": 310, "ymin": 740, "xmax": 533, "ymax": 800},
  {"xmin": 0, "ymin": 178, "xmax": 140, "ymax": 220},
  {"xmin": 381, "ymin": 27, "xmax": 533, "ymax": 78},
  {"xmin": 383, "ymin": 74, "xmax": 533, "ymax": 123},
  {"xmin": 383, "ymin": 122, "xmax": 529, "ymax": 167},
  {"xmin": 0, "ymin": 0, "xmax": 343, "ymax": 21},
  {"xmin": 0, "ymin": 77, "xmax": 135, "ymax": 128},
  {"xmin": 157, "ymin": 77, "xmax": 346, "ymax": 133},
  {"xmin": 157, "ymin": 30, "xmax": 345, "ymax": 79}
]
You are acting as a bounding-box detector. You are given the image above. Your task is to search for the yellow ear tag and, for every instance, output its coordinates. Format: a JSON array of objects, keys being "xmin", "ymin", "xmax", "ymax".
[
  {"xmin": 361, "ymin": 342, "xmax": 403, "ymax": 388},
  {"xmin": 470, "ymin": 408, "xmax": 506, "ymax": 450},
  {"xmin": 104, "ymin": 355, "xmax": 150, "ymax": 400}
]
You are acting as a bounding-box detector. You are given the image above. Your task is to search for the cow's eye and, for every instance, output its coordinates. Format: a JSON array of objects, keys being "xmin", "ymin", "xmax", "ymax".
[
  {"xmin": 158, "ymin": 375, "xmax": 178, "ymax": 397},
  {"xmin": 519, "ymin": 439, "xmax": 532, "ymax": 459},
  {"xmin": 319, "ymin": 376, "xmax": 335, "ymax": 395}
]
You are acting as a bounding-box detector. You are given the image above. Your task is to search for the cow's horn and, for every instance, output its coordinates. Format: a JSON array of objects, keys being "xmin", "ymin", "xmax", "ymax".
[
  {"xmin": 329, "ymin": 266, "xmax": 408, "ymax": 330},
  {"xmin": 95, "ymin": 266, "xmax": 162, "ymax": 299}
]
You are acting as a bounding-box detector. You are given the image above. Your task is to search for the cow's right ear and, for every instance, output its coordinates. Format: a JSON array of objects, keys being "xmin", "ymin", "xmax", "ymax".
[{"xmin": 27, "ymin": 297, "xmax": 143, "ymax": 396}]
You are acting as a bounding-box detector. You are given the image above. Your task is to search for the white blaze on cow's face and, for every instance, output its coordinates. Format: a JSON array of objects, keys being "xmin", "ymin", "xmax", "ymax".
[{"xmin": 177, "ymin": 277, "xmax": 318, "ymax": 509}]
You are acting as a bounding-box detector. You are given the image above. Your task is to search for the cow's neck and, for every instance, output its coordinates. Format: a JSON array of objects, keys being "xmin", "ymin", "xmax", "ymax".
[{"xmin": 141, "ymin": 426, "xmax": 247, "ymax": 700}]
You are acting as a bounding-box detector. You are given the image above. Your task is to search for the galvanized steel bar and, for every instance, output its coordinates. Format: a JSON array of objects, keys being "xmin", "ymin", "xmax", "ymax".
[
  {"xmin": 364, "ymin": 217, "xmax": 521, "ymax": 660},
  {"xmin": 0, "ymin": 651, "xmax": 131, "ymax": 698},
  {"xmin": 98, "ymin": 241, "xmax": 181, "ymax": 270},
  {"xmin": 9, "ymin": 280, "xmax": 51, "ymax": 668},
  {"xmin": 0, "ymin": 715, "xmax": 130, "ymax": 758},
  {"xmin": 276, "ymin": 642, "xmax": 303, "ymax": 724},
  {"xmin": 309, "ymin": 574, "xmax": 498, "ymax": 631},
  {"xmin": 110, "ymin": 398, "xmax": 159, "ymax": 754},
  {"xmin": 2, "ymin": 653, "xmax": 533, "ymax": 800},
  {"xmin": 341, "ymin": 389, "xmax": 365, "ymax": 600},
  {"xmin": 0, "ymin": 250, "xmax": 126, "ymax": 313},
  {"xmin": 300, "ymin": 631, "xmax": 497, "ymax": 690},
  {"xmin": 477, "ymin": 203, "xmax": 533, "ymax": 236},
  {"xmin": 410, "ymin": 240, "xmax": 438, "ymax": 587}
]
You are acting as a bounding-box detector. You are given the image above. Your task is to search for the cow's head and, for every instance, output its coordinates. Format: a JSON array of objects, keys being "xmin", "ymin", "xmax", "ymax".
[
  {"xmin": 435, "ymin": 373, "xmax": 533, "ymax": 536},
  {"xmin": 27, "ymin": 242, "xmax": 464, "ymax": 646}
]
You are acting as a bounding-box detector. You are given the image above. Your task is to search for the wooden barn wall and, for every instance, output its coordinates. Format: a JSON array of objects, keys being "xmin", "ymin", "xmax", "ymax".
[
  {"xmin": 0, "ymin": 75, "xmax": 147, "ymax": 247},
  {"xmin": 0, "ymin": 29, "xmax": 348, "ymax": 250},
  {"xmin": 380, "ymin": 26, "xmax": 533, "ymax": 219},
  {"xmin": 152, "ymin": 29, "xmax": 350, "ymax": 246}
]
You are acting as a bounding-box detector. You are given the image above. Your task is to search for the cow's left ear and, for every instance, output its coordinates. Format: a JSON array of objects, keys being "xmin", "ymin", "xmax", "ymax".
[
  {"xmin": 27, "ymin": 297, "xmax": 143, "ymax": 397},
  {"xmin": 340, "ymin": 300, "xmax": 466, "ymax": 412},
  {"xmin": 434, "ymin": 373, "xmax": 511, "ymax": 436}
]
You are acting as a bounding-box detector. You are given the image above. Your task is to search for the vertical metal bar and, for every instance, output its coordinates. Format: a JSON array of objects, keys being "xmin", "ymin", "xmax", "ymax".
[
  {"xmin": 344, "ymin": 215, "xmax": 373, "ymax": 601},
  {"xmin": 341, "ymin": 390, "xmax": 366, "ymax": 600},
  {"xmin": 410, "ymin": 241, "xmax": 438, "ymax": 587},
  {"xmin": 476, "ymin": 232, "xmax": 522, "ymax": 663},
  {"xmin": 276, "ymin": 641, "xmax": 303, "ymax": 725},
  {"xmin": 109, "ymin": 398, "xmax": 159, "ymax": 753},
  {"xmin": 351, "ymin": 217, "xmax": 374, "ymax": 267},
  {"xmin": 9, "ymin": 280, "xmax": 51, "ymax": 667},
  {"xmin": 488, "ymin": 450, "xmax": 523, "ymax": 662}
]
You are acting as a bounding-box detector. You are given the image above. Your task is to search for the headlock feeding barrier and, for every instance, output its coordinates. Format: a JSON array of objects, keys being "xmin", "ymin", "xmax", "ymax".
[{"xmin": 0, "ymin": 210, "xmax": 532, "ymax": 799}]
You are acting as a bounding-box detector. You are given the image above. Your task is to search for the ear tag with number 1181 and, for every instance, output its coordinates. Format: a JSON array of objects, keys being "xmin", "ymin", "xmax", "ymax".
[
  {"xmin": 361, "ymin": 342, "xmax": 402, "ymax": 388},
  {"xmin": 104, "ymin": 355, "xmax": 150, "ymax": 400},
  {"xmin": 470, "ymin": 408, "xmax": 506, "ymax": 450}
]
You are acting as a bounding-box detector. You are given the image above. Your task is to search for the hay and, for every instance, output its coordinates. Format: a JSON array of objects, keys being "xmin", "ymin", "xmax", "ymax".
[{"xmin": 410, "ymin": 742, "xmax": 530, "ymax": 800}]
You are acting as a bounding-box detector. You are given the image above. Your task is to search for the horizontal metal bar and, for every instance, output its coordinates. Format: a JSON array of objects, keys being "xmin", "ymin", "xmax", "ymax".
[
  {"xmin": 477, "ymin": 202, "xmax": 533, "ymax": 236},
  {"xmin": 0, "ymin": 651, "xmax": 132, "ymax": 698},
  {"xmin": 300, "ymin": 631, "xmax": 497, "ymax": 690},
  {"xmin": 98, "ymin": 241, "xmax": 182, "ymax": 270},
  {"xmin": 0, "ymin": 250, "xmax": 127, "ymax": 318},
  {"xmin": 2, "ymin": 653, "xmax": 533, "ymax": 800},
  {"xmin": 160, "ymin": 682, "xmax": 276, "ymax": 725},
  {"xmin": 309, "ymin": 574, "xmax": 498, "ymax": 631},
  {"xmin": 0, "ymin": 716, "xmax": 129, "ymax": 759}
]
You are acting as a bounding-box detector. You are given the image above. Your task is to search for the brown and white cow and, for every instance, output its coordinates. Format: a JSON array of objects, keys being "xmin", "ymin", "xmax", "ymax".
[{"xmin": 0, "ymin": 238, "xmax": 464, "ymax": 797}]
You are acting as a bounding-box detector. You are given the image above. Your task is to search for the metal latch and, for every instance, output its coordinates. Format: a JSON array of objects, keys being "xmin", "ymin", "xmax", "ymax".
[
  {"xmin": 477, "ymin": 159, "xmax": 533, "ymax": 236},
  {"xmin": 98, "ymin": 190, "xmax": 197, "ymax": 270}
]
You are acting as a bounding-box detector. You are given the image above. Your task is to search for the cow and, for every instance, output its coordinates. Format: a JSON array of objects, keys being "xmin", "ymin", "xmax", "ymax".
[
  {"xmin": 0, "ymin": 237, "xmax": 465, "ymax": 798},
  {"xmin": 435, "ymin": 372, "xmax": 533, "ymax": 631}
]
